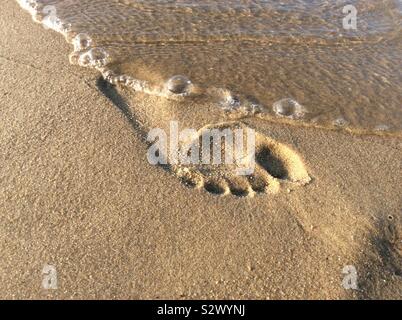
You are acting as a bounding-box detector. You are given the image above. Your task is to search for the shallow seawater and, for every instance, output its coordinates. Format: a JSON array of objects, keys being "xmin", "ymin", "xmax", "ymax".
[{"xmin": 17, "ymin": 0, "xmax": 402, "ymax": 135}]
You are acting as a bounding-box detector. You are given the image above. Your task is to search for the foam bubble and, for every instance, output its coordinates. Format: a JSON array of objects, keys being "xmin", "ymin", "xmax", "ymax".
[
  {"xmin": 73, "ymin": 33, "xmax": 93, "ymax": 52},
  {"xmin": 374, "ymin": 124, "xmax": 391, "ymax": 131},
  {"xmin": 17, "ymin": 0, "xmax": 40, "ymax": 17},
  {"xmin": 40, "ymin": 5, "xmax": 71, "ymax": 33},
  {"xmin": 69, "ymin": 52, "xmax": 80, "ymax": 65},
  {"xmin": 226, "ymin": 96, "xmax": 241, "ymax": 109},
  {"xmin": 166, "ymin": 75, "xmax": 192, "ymax": 95},
  {"xmin": 217, "ymin": 90, "xmax": 241, "ymax": 111},
  {"xmin": 78, "ymin": 47, "xmax": 110, "ymax": 68},
  {"xmin": 242, "ymin": 103, "xmax": 263, "ymax": 115},
  {"xmin": 273, "ymin": 98, "xmax": 306, "ymax": 119},
  {"xmin": 214, "ymin": 90, "xmax": 266, "ymax": 116},
  {"xmin": 333, "ymin": 117, "xmax": 349, "ymax": 127}
]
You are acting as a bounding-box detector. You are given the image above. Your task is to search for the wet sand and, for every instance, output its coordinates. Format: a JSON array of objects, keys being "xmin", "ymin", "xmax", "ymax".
[{"xmin": 0, "ymin": 1, "xmax": 401, "ymax": 299}]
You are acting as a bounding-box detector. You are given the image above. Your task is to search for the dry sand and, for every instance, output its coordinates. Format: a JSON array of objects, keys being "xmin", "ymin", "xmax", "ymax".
[{"xmin": 0, "ymin": 1, "xmax": 401, "ymax": 299}]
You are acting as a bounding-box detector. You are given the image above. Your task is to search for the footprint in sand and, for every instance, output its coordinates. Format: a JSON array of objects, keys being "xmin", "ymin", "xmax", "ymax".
[
  {"xmin": 172, "ymin": 122, "xmax": 311, "ymax": 197},
  {"xmin": 98, "ymin": 79, "xmax": 311, "ymax": 198}
]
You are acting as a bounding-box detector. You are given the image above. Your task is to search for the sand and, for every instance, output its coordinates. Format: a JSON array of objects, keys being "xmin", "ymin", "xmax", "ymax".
[{"xmin": 0, "ymin": 1, "xmax": 401, "ymax": 299}]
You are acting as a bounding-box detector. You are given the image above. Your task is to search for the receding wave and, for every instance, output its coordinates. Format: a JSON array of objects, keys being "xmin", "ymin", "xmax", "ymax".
[{"xmin": 16, "ymin": 0, "xmax": 402, "ymax": 135}]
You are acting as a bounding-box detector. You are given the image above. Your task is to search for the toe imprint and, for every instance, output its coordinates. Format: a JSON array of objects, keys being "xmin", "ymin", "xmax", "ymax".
[{"xmin": 203, "ymin": 180, "xmax": 227, "ymax": 195}]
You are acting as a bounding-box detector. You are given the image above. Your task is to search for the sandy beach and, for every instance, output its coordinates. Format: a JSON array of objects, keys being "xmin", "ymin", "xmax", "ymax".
[{"xmin": 0, "ymin": 1, "xmax": 401, "ymax": 299}]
